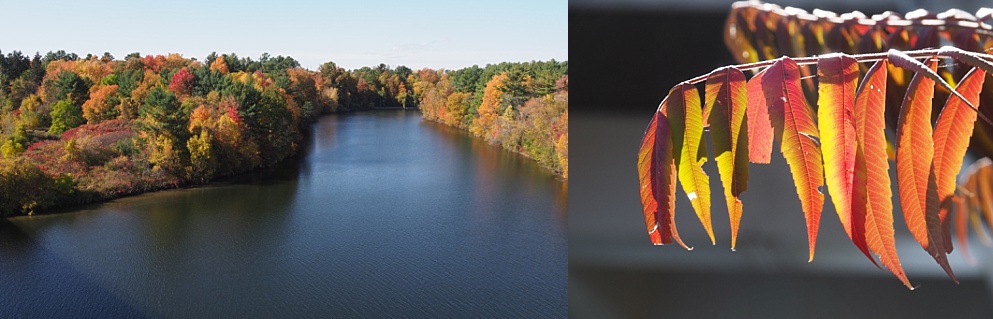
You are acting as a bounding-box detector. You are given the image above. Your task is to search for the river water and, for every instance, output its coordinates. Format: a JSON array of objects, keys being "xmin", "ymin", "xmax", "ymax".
[{"xmin": 0, "ymin": 111, "xmax": 567, "ymax": 318}]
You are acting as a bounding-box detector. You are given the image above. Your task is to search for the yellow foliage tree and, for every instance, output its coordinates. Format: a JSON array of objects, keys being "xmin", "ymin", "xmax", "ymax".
[
  {"xmin": 445, "ymin": 92, "xmax": 470, "ymax": 128},
  {"xmin": 470, "ymin": 72, "xmax": 508, "ymax": 141},
  {"xmin": 210, "ymin": 56, "xmax": 229, "ymax": 74},
  {"xmin": 187, "ymin": 130, "xmax": 214, "ymax": 181},
  {"xmin": 82, "ymin": 85, "xmax": 119, "ymax": 124}
]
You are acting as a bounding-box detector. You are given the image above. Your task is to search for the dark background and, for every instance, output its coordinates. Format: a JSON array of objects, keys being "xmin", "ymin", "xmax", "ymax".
[{"xmin": 569, "ymin": 1, "xmax": 993, "ymax": 318}]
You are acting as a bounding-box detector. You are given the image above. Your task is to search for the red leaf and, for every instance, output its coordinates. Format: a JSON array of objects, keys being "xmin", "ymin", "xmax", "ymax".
[
  {"xmin": 818, "ymin": 53, "xmax": 877, "ymax": 266},
  {"xmin": 747, "ymin": 69, "xmax": 774, "ymax": 163},
  {"xmin": 762, "ymin": 56, "xmax": 825, "ymax": 262},
  {"xmin": 895, "ymin": 57, "xmax": 957, "ymax": 283},
  {"xmin": 638, "ymin": 99, "xmax": 692, "ymax": 249},
  {"xmin": 933, "ymin": 67, "xmax": 986, "ymax": 254},
  {"xmin": 853, "ymin": 60, "xmax": 912, "ymax": 288},
  {"xmin": 638, "ymin": 112, "xmax": 665, "ymax": 245}
]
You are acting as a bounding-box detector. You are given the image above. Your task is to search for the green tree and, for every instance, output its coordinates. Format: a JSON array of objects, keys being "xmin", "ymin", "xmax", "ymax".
[
  {"xmin": 49, "ymin": 99, "xmax": 84, "ymax": 134},
  {"xmin": 44, "ymin": 71, "xmax": 91, "ymax": 106}
]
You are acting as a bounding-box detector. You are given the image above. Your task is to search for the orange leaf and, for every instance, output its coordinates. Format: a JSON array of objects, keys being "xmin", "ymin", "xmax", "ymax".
[
  {"xmin": 747, "ymin": 69, "xmax": 774, "ymax": 164},
  {"xmin": 817, "ymin": 53, "xmax": 877, "ymax": 266},
  {"xmin": 975, "ymin": 159, "xmax": 993, "ymax": 230},
  {"xmin": 638, "ymin": 112, "xmax": 665, "ymax": 245},
  {"xmin": 954, "ymin": 196, "xmax": 971, "ymax": 263},
  {"xmin": 706, "ymin": 67, "xmax": 750, "ymax": 249},
  {"xmin": 853, "ymin": 60, "xmax": 912, "ymax": 288},
  {"xmin": 667, "ymin": 83, "xmax": 715, "ymax": 244},
  {"xmin": 894, "ymin": 57, "xmax": 957, "ymax": 283},
  {"xmin": 933, "ymin": 67, "xmax": 986, "ymax": 254},
  {"xmin": 762, "ymin": 56, "xmax": 824, "ymax": 261},
  {"xmin": 638, "ymin": 99, "xmax": 691, "ymax": 249}
]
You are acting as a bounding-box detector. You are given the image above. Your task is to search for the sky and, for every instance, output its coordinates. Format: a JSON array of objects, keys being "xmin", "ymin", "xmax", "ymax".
[{"xmin": 0, "ymin": 0, "xmax": 567, "ymax": 71}]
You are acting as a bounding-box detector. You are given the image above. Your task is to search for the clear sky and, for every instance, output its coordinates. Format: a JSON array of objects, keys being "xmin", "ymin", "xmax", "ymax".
[{"xmin": 0, "ymin": 0, "xmax": 567, "ymax": 71}]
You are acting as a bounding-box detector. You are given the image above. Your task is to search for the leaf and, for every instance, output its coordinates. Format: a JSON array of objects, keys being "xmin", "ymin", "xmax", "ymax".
[
  {"xmin": 953, "ymin": 196, "xmax": 971, "ymax": 263},
  {"xmin": 933, "ymin": 67, "xmax": 986, "ymax": 254},
  {"xmin": 887, "ymin": 49, "xmax": 978, "ymax": 113},
  {"xmin": 666, "ymin": 83, "xmax": 715, "ymax": 244},
  {"xmin": 638, "ymin": 100, "xmax": 692, "ymax": 249},
  {"xmin": 853, "ymin": 60, "xmax": 912, "ymax": 288},
  {"xmin": 747, "ymin": 69, "xmax": 774, "ymax": 163},
  {"xmin": 762, "ymin": 56, "xmax": 825, "ymax": 261},
  {"xmin": 724, "ymin": 3, "xmax": 761, "ymax": 64},
  {"xmin": 975, "ymin": 159, "xmax": 993, "ymax": 230},
  {"xmin": 895, "ymin": 58, "xmax": 957, "ymax": 283},
  {"xmin": 638, "ymin": 112, "xmax": 665, "ymax": 245},
  {"xmin": 963, "ymin": 159, "xmax": 993, "ymax": 248},
  {"xmin": 706, "ymin": 67, "xmax": 750, "ymax": 249},
  {"xmin": 818, "ymin": 53, "xmax": 877, "ymax": 266}
]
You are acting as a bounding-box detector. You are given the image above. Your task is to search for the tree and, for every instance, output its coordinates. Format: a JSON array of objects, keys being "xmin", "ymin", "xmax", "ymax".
[
  {"xmin": 82, "ymin": 84, "xmax": 120, "ymax": 123},
  {"xmin": 187, "ymin": 130, "xmax": 214, "ymax": 181},
  {"xmin": 210, "ymin": 56, "xmax": 229, "ymax": 74},
  {"xmin": 470, "ymin": 72, "xmax": 508, "ymax": 142},
  {"xmin": 44, "ymin": 70, "xmax": 91, "ymax": 106},
  {"xmin": 168, "ymin": 68, "xmax": 194, "ymax": 97},
  {"xmin": 445, "ymin": 92, "xmax": 470, "ymax": 128},
  {"xmin": 49, "ymin": 99, "xmax": 84, "ymax": 134}
]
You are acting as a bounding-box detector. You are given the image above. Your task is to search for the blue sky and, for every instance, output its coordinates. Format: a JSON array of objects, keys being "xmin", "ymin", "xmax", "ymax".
[{"xmin": 0, "ymin": 0, "xmax": 567, "ymax": 70}]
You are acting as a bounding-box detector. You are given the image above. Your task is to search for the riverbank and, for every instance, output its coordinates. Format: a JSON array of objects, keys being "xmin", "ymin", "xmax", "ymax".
[
  {"xmin": 1, "ymin": 113, "xmax": 315, "ymax": 217},
  {"xmin": 413, "ymin": 62, "xmax": 569, "ymax": 179}
]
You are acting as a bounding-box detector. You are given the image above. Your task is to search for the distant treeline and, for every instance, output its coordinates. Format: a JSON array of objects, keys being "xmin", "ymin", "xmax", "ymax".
[
  {"xmin": 0, "ymin": 50, "xmax": 566, "ymax": 216},
  {"xmin": 416, "ymin": 61, "xmax": 568, "ymax": 178}
]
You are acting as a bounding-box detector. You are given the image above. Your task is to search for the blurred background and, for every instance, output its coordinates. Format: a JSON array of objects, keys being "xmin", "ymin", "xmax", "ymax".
[{"xmin": 569, "ymin": 0, "xmax": 993, "ymax": 318}]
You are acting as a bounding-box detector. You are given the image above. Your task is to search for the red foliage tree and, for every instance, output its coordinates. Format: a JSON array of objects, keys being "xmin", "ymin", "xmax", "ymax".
[{"xmin": 169, "ymin": 68, "xmax": 194, "ymax": 97}]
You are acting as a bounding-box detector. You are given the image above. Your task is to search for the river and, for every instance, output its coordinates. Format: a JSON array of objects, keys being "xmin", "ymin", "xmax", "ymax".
[{"xmin": 0, "ymin": 110, "xmax": 567, "ymax": 318}]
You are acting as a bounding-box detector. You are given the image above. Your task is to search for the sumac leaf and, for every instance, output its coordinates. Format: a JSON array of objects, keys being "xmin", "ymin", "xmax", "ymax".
[
  {"xmin": 853, "ymin": 60, "xmax": 912, "ymax": 288},
  {"xmin": 747, "ymin": 69, "xmax": 774, "ymax": 163},
  {"xmin": 639, "ymin": 97, "xmax": 692, "ymax": 249},
  {"xmin": 974, "ymin": 158, "xmax": 993, "ymax": 230},
  {"xmin": 667, "ymin": 83, "xmax": 715, "ymax": 243},
  {"xmin": 763, "ymin": 56, "xmax": 825, "ymax": 261},
  {"xmin": 706, "ymin": 67, "xmax": 750, "ymax": 249},
  {"xmin": 818, "ymin": 53, "xmax": 877, "ymax": 266},
  {"xmin": 933, "ymin": 67, "xmax": 986, "ymax": 254},
  {"xmin": 888, "ymin": 49, "xmax": 977, "ymax": 113},
  {"xmin": 895, "ymin": 58, "xmax": 957, "ymax": 283},
  {"xmin": 638, "ymin": 112, "xmax": 665, "ymax": 245}
]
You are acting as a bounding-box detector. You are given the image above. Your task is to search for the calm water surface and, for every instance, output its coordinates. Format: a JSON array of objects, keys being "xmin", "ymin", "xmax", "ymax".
[{"xmin": 0, "ymin": 111, "xmax": 567, "ymax": 318}]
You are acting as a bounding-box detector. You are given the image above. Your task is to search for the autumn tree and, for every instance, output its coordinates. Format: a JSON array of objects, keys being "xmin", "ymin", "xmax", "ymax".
[
  {"xmin": 82, "ymin": 84, "xmax": 120, "ymax": 123},
  {"xmin": 210, "ymin": 56, "xmax": 229, "ymax": 74},
  {"xmin": 470, "ymin": 72, "xmax": 508, "ymax": 142},
  {"xmin": 168, "ymin": 68, "xmax": 194, "ymax": 97},
  {"xmin": 445, "ymin": 92, "xmax": 471, "ymax": 128}
]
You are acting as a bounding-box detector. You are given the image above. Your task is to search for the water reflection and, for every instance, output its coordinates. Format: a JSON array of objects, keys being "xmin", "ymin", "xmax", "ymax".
[{"xmin": 1, "ymin": 111, "xmax": 566, "ymax": 318}]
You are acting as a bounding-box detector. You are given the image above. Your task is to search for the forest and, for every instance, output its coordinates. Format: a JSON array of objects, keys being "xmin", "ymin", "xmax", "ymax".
[
  {"xmin": 417, "ymin": 61, "xmax": 569, "ymax": 178},
  {"xmin": 0, "ymin": 50, "xmax": 568, "ymax": 216}
]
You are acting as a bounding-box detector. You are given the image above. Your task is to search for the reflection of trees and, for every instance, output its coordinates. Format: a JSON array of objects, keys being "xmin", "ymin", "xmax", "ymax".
[
  {"xmin": 420, "ymin": 115, "xmax": 568, "ymax": 222},
  {"xmin": 0, "ymin": 218, "xmax": 36, "ymax": 258}
]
